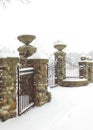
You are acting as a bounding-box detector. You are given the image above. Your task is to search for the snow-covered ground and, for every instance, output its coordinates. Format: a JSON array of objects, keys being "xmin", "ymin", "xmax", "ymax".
[{"xmin": 0, "ymin": 84, "xmax": 93, "ymax": 130}]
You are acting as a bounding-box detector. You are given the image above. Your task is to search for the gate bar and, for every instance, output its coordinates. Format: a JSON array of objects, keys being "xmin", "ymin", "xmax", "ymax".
[{"xmin": 17, "ymin": 64, "xmax": 20, "ymax": 116}]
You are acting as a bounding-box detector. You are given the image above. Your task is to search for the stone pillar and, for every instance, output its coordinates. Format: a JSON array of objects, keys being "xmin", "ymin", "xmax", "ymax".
[
  {"xmin": 17, "ymin": 35, "xmax": 37, "ymax": 109},
  {"xmin": 54, "ymin": 44, "xmax": 66, "ymax": 86},
  {"xmin": 88, "ymin": 62, "xmax": 93, "ymax": 82},
  {"xmin": 17, "ymin": 35, "xmax": 51, "ymax": 106},
  {"xmin": 28, "ymin": 53, "xmax": 51, "ymax": 106},
  {"xmin": 0, "ymin": 57, "xmax": 18, "ymax": 121},
  {"xmin": 78, "ymin": 61, "xmax": 88, "ymax": 79},
  {"xmin": 78, "ymin": 56, "xmax": 93, "ymax": 82}
]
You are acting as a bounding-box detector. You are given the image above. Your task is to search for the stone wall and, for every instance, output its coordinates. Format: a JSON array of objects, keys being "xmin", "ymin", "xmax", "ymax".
[
  {"xmin": 62, "ymin": 79, "xmax": 88, "ymax": 87},
  {"xmin": 0, "ymin": 57, "xmax": 18, "ymax": 121}
]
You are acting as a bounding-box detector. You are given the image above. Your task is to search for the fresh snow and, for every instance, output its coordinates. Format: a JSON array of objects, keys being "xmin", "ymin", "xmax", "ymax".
[
  {"xmin": 0, "ymin": 84, "xmax": 93, "ymax": 130},
  {"xmin": 19, "ymin": 67, "xmax": 34, "ymax": 75},
  {"xmin": 19, "ymin": 67, "xmax": 33, "ymax": 71}
]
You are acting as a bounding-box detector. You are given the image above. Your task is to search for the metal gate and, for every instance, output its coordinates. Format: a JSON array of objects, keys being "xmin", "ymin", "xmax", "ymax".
[
  {"xmin": 17, "ymin": 64, "xmax": 34, "ymax": 116},
  {"xmin": 66, "ymin": 55, "xmax": 79, "ymax": 78},
  {"xmin": 47, "ymin": 60, "xmax": 57, "ymax": 88}
]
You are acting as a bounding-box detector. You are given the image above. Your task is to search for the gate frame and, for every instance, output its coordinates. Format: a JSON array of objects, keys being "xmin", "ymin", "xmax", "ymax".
[
  {"xmin": 17, "ymin": 64, "xmax": 34, "ymax": 116},
  {"xmin": 47, "ymin": 60, "xmax": 57, "ymax": 88}
]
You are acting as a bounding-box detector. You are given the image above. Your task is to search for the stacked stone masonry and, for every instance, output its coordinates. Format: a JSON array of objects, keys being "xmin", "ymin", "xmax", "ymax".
[
  {"xmin": 79, "ymin": 58, "xmax": 93, "ymax": 82},
  {"xmin": 54, "ymin": 44, "xmax": 66, "ymax": 86},
  {"xmin": 27, "ymin": 59, "xmax": 51, "ymax": 106},
  {"xmin": 0, "ymin": 57, "xmax": 18, "ymax": 121},
  {"xmin": 0, "ymin": 34, "xmax": 52, "ymax": 121}
]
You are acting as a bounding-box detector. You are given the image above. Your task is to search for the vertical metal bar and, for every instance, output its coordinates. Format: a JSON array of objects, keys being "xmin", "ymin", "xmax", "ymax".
[
  {"xmin": 17, "ymin": 64, "xmax": 20, "ymax": 116},
  {"xmin": 19, "ymin": 96, "xmax": 21, "ymax": 115},
  {"xmin": 47, "ymin": 64, "xmax": 48, "ymax": 87},
  {"xmin": 21, "ymin": 95, "xmax": 24, "ymax": 111}
]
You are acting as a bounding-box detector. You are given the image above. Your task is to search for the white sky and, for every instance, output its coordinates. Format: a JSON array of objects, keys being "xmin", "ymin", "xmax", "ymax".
[{"xmin": 0, "ymin": 0, "xmax": 93, "ymax": 54}]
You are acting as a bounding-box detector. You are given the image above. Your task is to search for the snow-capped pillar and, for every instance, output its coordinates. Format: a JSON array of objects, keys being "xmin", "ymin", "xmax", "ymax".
[
  {"xmin": 17, "ymin": 35, "xmax": 51, "ymax": 106},
  {"xmin": 79, "ymin": 56, "xmax": 93, "ymax": 82},
  {"xmin": 54, "ymin": 44, "xmax": 66, "ymax": 86},
  {"xmin": 28, "ymin": 51, "xmax": 51, "ymax": 106},
  {"xmin": 78, "ymin": 61, "xmax": 88, "ymax": 79}
]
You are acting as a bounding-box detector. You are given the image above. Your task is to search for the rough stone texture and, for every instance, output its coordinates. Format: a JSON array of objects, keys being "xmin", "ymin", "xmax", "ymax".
[
  {"xmin": 54, "ymin": 51, "xmax": 66, "ymax": 86},
  {"xmin": 28, "ymin": 59, "xmax": 51, "ymax": 106},
  {"xmin": 79, "ymin": 62, "xmax": 89, "ymax": 79},
  {"xmin": 0, "ymin": 35, "xmax": 51, "ymax": 121},
  {"xmin": 17, "ymin": 35, "xmax": 36, "ymax": 59},
  {"xmin": 62, "ymin": 79, "xmax": 89, "ymax": 87},
  {"xmin": 79, "ymin": 59, "xmax": 93, "ymax": 82},
  {"xmin": 17, "ymin": 35, "xmax": 36, "ymax": 45},
  {"xmin": 18, "ymin": 45, "xmax": 36, "ymax": 59},
  {"xmin": 87, "ymin": 62, "xmax": 93, "ymax": 82},
  {"xmin": 0, "ymin": 57, "xmax": 18, "ymax": 121}
]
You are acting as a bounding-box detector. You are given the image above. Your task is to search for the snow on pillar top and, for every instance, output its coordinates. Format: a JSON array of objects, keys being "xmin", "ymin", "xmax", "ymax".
[{"xmin": 79, "ymin": 55, "xmax": 93, "ymax": 62}]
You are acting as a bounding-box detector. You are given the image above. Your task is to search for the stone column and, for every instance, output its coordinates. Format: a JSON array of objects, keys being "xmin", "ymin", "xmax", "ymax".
[
  {"xmin": 17, "ymin": 35, "xmax": 51, "ymax": 106},
  {"xmin": 17, "ymin": 35, "xmax": 37, "ymax": 108},
  {"xmin": 54, "ymin": 44, "xmax": 66, "ymax": 86},
  {"xmin": 78, "ymin": 56, "xmax": 93, "ymax": 82},
  {"xmin": 88, "ymin": 62, "xmax": 93, "ymax": 82},
  {"xmin": 28, "ymin": 53, "xmax": 51, "ymax": 106},
  {"xmin": 78, "ymin": 61, "xmax": 88, "ymax": 79}
]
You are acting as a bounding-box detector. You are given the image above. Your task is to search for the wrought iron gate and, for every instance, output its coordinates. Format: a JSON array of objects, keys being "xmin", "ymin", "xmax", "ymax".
[
  {"xmin": 17, "ymin": 64, "xmax": 34, "ymax": 116},
  {"xmin": 47, "ymin": 61, "xmax": 57, "ymax": 88},
  {"xmin": 66, "ymin": 55, "xmax": 79, "ymax": 78}
]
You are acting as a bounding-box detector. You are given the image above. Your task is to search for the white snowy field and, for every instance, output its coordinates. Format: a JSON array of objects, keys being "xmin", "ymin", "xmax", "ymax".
[{"xmin": 1, "ymin": 84, "xmax": 93, "ymax": 130}]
